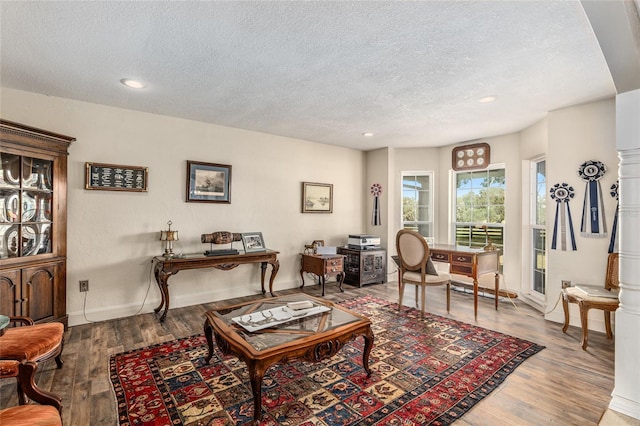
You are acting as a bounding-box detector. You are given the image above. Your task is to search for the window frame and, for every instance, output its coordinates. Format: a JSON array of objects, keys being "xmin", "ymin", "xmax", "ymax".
[
  {"xmin": 530, "ymin": 158, "xmax": 546, "ymax": 299},
  {"xmin": 401, "ymin": 171, "xmax": 434, "ymax": 238},
  {"xmin": 451, "ymin": 164, "xmax": 506, "ymax": 252}
]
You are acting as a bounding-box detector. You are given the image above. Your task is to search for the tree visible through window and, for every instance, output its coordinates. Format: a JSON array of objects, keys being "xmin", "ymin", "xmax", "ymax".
[
  {"xmin": 402, "ymin": 173, "xmax": 433, "ymax": 237},
  {"xmin": 454, "ymin": 168, "xmax": 505, "ymax": 257}
]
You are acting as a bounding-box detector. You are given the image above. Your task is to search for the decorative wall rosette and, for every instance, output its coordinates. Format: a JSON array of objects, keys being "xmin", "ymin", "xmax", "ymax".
[
  {"xmin": 578, "ymin": 160, "xmax": 607, "ymax": 237},
  {"xmin": 550, "ymin": 183, "xmax": 577, "ymax": 251},
  {"xmin": 608, "ymin": 180, "xmax": 619, "ymax": 253},
  {"xmin": 371, "ymin": 183, "xmax": 382, "ymax": 226}
]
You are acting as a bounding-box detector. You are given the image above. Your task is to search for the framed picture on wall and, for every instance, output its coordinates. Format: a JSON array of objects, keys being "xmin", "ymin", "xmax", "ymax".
[
  {"xmin": 186, "ymin": 161, "xmax": 231, "ymax": 203},
  {"xmin": 302, "ymin": 182, "xmax": 333, "ymax": 213}
]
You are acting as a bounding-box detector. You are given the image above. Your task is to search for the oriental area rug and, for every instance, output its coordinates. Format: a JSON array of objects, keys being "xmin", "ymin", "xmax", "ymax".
[{"xmin": 110, "ymin": 296, "xmax": 544, "ymax": 425}]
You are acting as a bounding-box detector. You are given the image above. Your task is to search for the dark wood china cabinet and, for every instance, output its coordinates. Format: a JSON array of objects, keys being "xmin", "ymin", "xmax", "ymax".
[{"xmin": 0, "ymin": 120, "xmax": 74, "ymax": 327}]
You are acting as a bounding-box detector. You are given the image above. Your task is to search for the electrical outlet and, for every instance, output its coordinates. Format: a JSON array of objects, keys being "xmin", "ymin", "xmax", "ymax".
[
  {"xmin": 561, "ymin": 280, "xmax": 571, "ymax": 289},
  {"xmin": 79, "ymin": 280, "xmax": 89, "ymax": 292}
]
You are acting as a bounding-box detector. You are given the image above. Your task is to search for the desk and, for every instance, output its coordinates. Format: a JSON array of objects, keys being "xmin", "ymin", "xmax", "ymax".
[
  {"xmin": 152, "ymin": 250, "xmax": 280, "ymax": 322},
  {"xmin": 299, "ymin": 253, "xmax": 345, "ymax": 296},
  {"xmin": 428, "ymin": 244, "xmax": 500, "ymax": 318}
]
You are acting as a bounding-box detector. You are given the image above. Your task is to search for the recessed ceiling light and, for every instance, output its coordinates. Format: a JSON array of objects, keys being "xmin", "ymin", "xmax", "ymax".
[
  {"xmin": 478, "ymin": 95, "xmax": 497, "ymax": 103},
  {"xmin": 362, "ymin": 132, "xmax": 374, "ymax": 137},
  {"xmin": 120, "ymin": 78, "xmax": 146, "ymax": 89}
]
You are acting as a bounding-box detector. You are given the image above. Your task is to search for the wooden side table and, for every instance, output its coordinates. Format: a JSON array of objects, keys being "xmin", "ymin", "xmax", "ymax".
[{"xmin": 299, "ymin": 254, "xmax": 345, "ymax": 296}]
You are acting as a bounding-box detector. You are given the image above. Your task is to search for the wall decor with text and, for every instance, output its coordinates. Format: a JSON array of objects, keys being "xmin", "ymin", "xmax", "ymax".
[{"xmin": 85, "ymin": 162, "xmax": 148, "ymax": 192}]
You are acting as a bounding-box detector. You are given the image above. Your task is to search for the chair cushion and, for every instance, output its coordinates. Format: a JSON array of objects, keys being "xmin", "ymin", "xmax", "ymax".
[
  {"xmin": 392, "ymin": 255, "xmax": 439, "ymax": 276},
  {"xmin": 0, "ymin": 405, "xmax": 61, "ymax": 426},
  {"xmin": 0, "ymin": 323, "xmax": 64, "ymax": 361},
  {"xmin": 563, "ymin": 287, "xmax": 619, "ymax": 304},
  {"xmin": 403, "ymin": 270, "xmax": 451, "ymax": 284}
]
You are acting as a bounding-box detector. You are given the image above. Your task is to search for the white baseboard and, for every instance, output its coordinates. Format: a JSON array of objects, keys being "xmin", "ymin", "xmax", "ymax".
[{"xmin": 68, "ymin": 280, "xmax": 300, "ymax": 327}]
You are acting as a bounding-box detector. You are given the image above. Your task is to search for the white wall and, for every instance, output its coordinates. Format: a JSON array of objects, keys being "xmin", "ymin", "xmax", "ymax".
[
  {"xmin": 519, "ymin": 118, "xmax": 548, "ymax": 308},
  {"xmin": 386, "ymin": 99, "xmax": 616, "ymax": 333},
  {"xmin": 1, "ymin": 88, "xmax": 365, "ymax": 326},
  {"xmin": 545, "ymin": 98, "xmax": 618, "ymax": 329}
]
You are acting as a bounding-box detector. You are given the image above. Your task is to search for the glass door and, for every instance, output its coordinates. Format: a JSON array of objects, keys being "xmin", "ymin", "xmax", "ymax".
[{"xmin": 0, "ymin": 153, "xmax": 54, "ymax": 259}]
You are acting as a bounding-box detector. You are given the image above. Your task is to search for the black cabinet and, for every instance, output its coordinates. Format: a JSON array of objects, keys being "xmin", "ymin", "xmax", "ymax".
[{"xmin": 337, "ymin": 247, "xmax": 386, "ymax": 287}]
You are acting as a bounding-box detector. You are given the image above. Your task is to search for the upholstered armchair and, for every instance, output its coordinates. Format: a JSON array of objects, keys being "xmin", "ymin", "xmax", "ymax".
[
  {"xmin": 396, "ymin": 229, "xmax": 451, "ymax": 317},
  {"xmin": 0, "ymin": 359, "xmax": 62, "ymax": 426},
  {"xmin": 0, "ymin": 316, "xmax": 64, "ymax": 404}
]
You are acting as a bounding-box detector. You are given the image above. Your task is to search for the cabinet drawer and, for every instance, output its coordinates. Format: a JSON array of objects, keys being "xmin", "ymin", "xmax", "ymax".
[
  {"xmin": 324, "ymin": 258, "xmax": 343, "ymax": 274},
  {"xmin": 361, "ymin": 271, "xmax": 385, "ymax": 285},
  {"xmin": 430, "ymin": 251, "xmax": 449, "ymax": 262}
]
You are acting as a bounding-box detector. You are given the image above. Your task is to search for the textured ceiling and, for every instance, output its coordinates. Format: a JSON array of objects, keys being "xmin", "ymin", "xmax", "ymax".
[{"xmin": 0, "ymin": 1, "xmax": 616, "ymax": 151}]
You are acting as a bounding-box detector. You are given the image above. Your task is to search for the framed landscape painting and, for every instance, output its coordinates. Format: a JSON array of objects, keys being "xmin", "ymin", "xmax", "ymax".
[
  {"xmin": 302, "ymin": 182, "xmax": 333, "ymax": 213},
  {"xmin": 186, "ymin": 161, "xmax": 231, "ymax": 203}
]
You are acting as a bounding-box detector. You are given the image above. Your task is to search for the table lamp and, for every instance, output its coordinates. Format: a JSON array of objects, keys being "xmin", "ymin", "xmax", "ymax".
[{"xmin": 160, "ymin": 220, "xmax": 179, "ymax": 258}]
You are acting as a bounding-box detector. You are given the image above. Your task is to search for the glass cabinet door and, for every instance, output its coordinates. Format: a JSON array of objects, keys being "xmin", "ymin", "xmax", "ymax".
[{"xmin": 0, "ymin": 153, "xmax": 53, "ymax": 259}]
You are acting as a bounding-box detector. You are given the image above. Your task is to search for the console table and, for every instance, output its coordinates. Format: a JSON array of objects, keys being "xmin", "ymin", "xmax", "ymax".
[
  {"xmin": 152, "ymin": 250, "xmax": 280, "ymax": 322},
  {"xmin": 428, "ymin": 244, "xmax": 500, "ymax": 319}
]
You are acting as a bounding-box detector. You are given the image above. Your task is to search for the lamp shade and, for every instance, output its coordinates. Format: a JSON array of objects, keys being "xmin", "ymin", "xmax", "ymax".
[{"xmin": 160, "ymin": 230, "xmax": 179, "ymax": 241}]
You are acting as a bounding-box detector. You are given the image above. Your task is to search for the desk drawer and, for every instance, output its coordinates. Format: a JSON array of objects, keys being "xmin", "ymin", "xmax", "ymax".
[
  {"xmin": 451, "ymin": 264, "xmax": 473, "ymax": 275},
  {"xmin": 451, "ymin": 254, "xmax": 473, "ymax": 264},
  {"xmin": 430, "ymin": 251, "xmax": 449, "ymax": 262}
]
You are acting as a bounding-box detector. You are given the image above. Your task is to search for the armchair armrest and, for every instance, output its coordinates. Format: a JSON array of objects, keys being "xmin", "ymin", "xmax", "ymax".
[
  {"xmin": 17, "ymin": 360, "xmax": 63, "ymax": 412},
  {"xmin": 8, "ymin": 316, "xmax": 35, "ymax": 326}
]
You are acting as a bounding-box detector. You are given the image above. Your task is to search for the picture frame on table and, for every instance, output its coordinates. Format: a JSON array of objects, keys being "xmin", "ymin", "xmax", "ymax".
[
  {"xmin": 186, "ymin": 161, "xmax": 231, "ymax": 203},
  {"xmin": 241, "ymin": 232, "xmax": 266, "ymax": 253},
  {"xmin": 302, "ymin": 182, "xmax": 333, "ymax": 213}
]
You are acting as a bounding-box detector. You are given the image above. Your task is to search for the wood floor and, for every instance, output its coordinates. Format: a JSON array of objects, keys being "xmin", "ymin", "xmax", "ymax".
[{"xmin": 1, "ymin": 280, "xmax": 616, "ymax": 425}]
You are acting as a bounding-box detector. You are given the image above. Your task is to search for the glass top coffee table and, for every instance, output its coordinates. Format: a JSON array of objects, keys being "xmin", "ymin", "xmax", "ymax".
[{"xmin": 203, "ymin": 293, "xmax": 374, "ymax": 425}]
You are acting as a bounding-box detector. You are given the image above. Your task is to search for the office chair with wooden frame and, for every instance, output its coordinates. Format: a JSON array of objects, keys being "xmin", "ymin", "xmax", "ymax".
[{"xmin": 396, "ymin": 229, "xmax": 451, "ymax": 317}]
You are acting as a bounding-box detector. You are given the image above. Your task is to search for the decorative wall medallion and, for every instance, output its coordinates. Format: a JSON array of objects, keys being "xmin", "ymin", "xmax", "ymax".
[{"xmin": 452, "ymin": 143, "xmax": 490, "ymax": 171}]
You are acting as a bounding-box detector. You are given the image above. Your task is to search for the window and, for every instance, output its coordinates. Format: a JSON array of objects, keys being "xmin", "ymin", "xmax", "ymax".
[
  {"xmin": 453, "ymin": 167, "xmax": 505, "ymax": 255},
  {"xmin": 531, "ymin": 160, "xmax": 546, "ymax": 295},
  {"xmin": 402, "ymin": 173, "xmax": 433, "ymax": 237}
]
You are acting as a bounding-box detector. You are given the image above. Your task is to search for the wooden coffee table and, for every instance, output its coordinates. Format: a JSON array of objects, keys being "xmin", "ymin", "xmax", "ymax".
[{"xmin": 203, "ymin": 294, "xmax": 374, "ymax": 425}]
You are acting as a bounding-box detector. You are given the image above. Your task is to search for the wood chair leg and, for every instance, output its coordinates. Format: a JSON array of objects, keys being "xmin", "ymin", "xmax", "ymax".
[
  {"xmin": 446, "ymin": 282, "xmax": 450, "ymax": 312},
  {"xmin": 579, "ymin": 304, "xmax": 590, "ymax": 350},
  {"xmin": 604, "ymin": 311, "xmax": 613, "ymax": 339},
  {"xmin": 420, "ymin": 286, "xmax": 426, "ymax": 318},
  {"xmin": 398, "ymin": 282, "xmax": 405, "ymax": 311},
  {"xmin": 415, "ymin": 286, "xmax": 419, "ymax": 309},
  {"xmin": 561, "ymin": 294, "xmax": 570, "ymax": 333}
]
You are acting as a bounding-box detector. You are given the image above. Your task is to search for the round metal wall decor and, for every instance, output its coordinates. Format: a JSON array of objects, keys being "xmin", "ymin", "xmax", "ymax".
[{"xmin": 452, "ymin": 143, "xmax": 490, "ymax": 171}]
